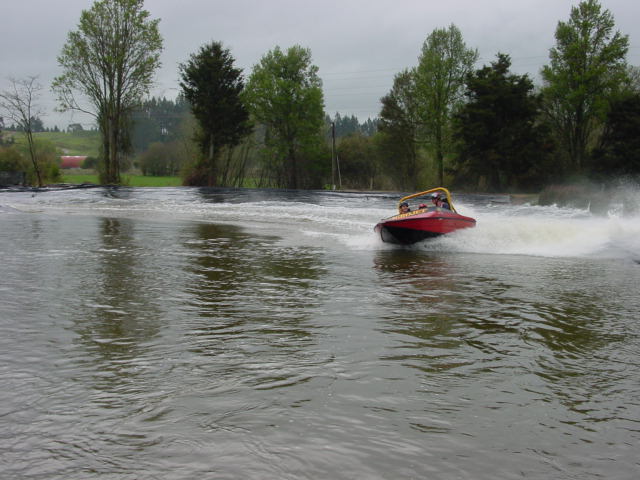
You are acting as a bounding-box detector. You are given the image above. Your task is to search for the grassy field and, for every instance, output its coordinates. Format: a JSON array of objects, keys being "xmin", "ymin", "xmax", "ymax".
[
  {"xmin": 8, "ymin": 130, "xmax": 102, "ymax": 157},
  {"xmin": 8, "ymin": 130, "xmax": 182, "ymax": 187},
  {"xmin": 62, "ymin": 173, "xmax": 183, "ymax": 187}
]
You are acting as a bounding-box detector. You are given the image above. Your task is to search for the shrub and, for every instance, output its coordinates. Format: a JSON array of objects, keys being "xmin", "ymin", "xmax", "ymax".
[
  {"xmin": 12, "ymin": 138, "xmax": 62, "ymax": 185},
  {"xmin": 0, "ymin": 146, "xmax": 27, "ymax": 172},
  {"xmin": 82, "ymin": 156, "xmax": 99, "ymax": 169},
  {"xmin": 138, "ymin": 141, "xmax": 184, "ymax": 176}
]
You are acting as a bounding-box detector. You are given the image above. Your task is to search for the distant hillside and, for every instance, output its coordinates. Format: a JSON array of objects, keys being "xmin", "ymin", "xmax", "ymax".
[
  {"xmin": 8, "ymin": 130, "xmax": 101, "ymax": 157},
  {"xmin": 39, "ymin": 131, "xmax": 100, "ymax": 157}
]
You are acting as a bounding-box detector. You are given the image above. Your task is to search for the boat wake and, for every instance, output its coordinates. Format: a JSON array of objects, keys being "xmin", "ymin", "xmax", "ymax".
[
  {"xmin": 3, "ymin": 187, "xmax": 640, "ymax": 262},
  {"xmin": 408, "ymin": 203, "xmax": 640, "ymax": 261}
]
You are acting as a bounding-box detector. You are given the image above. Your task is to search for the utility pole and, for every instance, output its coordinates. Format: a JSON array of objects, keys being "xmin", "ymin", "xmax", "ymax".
[{"xmin": 331, "ymin": 122, "xmax": 336, "ymax": 190}]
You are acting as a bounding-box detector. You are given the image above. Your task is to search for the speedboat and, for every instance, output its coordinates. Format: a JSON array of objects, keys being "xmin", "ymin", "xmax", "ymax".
[{"xmin": 374, "ymin": 187, "xmax": 476, "ymax": 244}]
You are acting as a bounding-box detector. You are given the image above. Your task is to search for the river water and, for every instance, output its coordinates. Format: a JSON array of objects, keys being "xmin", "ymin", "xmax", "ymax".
[{"xmin": 1, "ymin": 186, "xmax": 639, "ymax": 479}]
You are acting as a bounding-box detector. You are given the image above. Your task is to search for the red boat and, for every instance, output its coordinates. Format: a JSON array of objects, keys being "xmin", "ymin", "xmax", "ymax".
[{"xmin": 374, "ymin": 187, "xmax": 476, "ymax": 244}]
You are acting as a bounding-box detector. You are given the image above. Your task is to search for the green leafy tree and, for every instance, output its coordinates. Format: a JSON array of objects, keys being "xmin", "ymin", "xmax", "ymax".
[
  {"xmin": 130, "ymin": 96, "xmax": 190, "ymax": 152},
  {"xmin": 623, "ymin": 66, "xmax": 640, "ymax": 95},
  {"xmin": 454, "ymin": 54, "xmax": 555, "ymax": 191},
  {"xmin": 138, "ymin": 141, "xmax": 184, "ymax": 176},
  {"xmin": 336, "ymin": 133, "xmax": 378, "ymax": 190},
  {"xmin": 541, "ymin": 0, "xmax": 629, "ymax": 173},
  {"xmin": 378, "ymin": 69, "xmax": 421, "ymax": 190},
  {"xmin": 179, "ymin": 41, "xmax": 251, "ymax": 186},
  {"xmin": 243, "ymin": 45, "xmax": 325, "ymax": 189},
  {"xmin": 415, "ymin": 24, "xmax": 478, "ymax": 185},
  {"xmin": 52, "ymin": 0, "xmax": 163, "ymax": 184},
  {"xmin": 591, "ymin": 93, "xmax": 640, "ymax": 179}
]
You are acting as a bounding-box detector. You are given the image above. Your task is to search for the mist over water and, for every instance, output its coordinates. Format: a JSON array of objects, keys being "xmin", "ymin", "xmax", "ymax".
[{"xmin": 1, "ymin": 186, "xmax": 639, "ymax": 479}]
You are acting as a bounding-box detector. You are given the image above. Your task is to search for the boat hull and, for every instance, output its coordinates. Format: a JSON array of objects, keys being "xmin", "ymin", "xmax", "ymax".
[{"xmin": 374, "ymin": 208, "xmax": 476, "ymax": 245}]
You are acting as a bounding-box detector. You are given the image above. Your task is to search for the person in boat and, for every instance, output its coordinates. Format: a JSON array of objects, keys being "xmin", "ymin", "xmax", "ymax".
[
  {"xmin": 432, "ymin": 193, "xmax": 450, "ymax": 209},
  {"xmin": 399, "ymin": 201, "xmax": 410, "ymax": 214}
]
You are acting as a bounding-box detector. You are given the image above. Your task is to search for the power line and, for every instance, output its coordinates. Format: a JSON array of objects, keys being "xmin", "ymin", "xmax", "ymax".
[{"xmin": 316, "ymin": 44, "xmax": 640, "ymax": 79}]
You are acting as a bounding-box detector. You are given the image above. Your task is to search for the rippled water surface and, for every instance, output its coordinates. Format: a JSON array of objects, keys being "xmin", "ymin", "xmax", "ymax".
[{"xmin": 1, "ymin": 187, "xmax": 640, "ymax": 479}]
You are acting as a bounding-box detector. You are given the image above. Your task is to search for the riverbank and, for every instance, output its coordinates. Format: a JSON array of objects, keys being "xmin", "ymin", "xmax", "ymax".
[
  {"xmin": 0, "ymin": 181, "xmax": 541, "ymax": 207},
  {"xmin": 9, "ymin": 179, "xmax": 639, "ymax": 216},
  {"xmin": 61, "ymin": 172, "xmax": 183, "ymax": 187}
]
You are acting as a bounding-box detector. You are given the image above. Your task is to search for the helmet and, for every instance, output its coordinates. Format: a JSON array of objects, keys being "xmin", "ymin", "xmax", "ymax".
[{"xmin": 400, "ymin": 201, "xmax": 409, "ymax": 207}]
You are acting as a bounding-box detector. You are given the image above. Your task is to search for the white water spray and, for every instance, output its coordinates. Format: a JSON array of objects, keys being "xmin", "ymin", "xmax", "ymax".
[{"xmin": 3, "ymin": 187, "xmax": 640, "ymax": 261}]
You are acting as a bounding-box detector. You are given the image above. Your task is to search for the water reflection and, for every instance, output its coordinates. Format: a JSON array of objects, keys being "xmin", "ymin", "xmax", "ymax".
[
  {"xmin": 372, "ymin": 249, "xmax": 462, "ymax": 331},
  {"xmin": 372, "ymin": 251, "xmax": 621, "ymax": 361},
  {"xmin": 72, "ymin": 217, "xmax": 162, "ymax": 399},
  {"xmin": 99, "ymin": 186, "xmax": 133, "ymax": 200},
  {"xmin": 525, "ymin": 287, "xmax": 629, "ymax": 423},
  {"xmin": 372, "ymin": 250, "xmax": 633, "ymax": 434},
  {"xmin": 182, "ymin": 222, "xmax": 327, "ymax": 391}
]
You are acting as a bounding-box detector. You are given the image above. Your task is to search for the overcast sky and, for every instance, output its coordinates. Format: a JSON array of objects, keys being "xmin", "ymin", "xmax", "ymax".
[{"xmin": 2, "ymin": 0, "xmax": 640, "ymax": 129}]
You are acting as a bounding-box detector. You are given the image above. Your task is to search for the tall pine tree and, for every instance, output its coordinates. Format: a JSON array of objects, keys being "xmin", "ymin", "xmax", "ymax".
[{"xmin": 179, "ymin": 41, "xmax": 251, "ymax": 186}]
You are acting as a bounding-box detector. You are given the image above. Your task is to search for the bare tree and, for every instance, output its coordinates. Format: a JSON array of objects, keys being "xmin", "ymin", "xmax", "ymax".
[{"xmin": 0, "ymin": 76, "xmax": 44, "ymax": 186}]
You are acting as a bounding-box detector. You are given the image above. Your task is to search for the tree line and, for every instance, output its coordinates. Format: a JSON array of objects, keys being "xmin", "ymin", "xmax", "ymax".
[
  {"xmin": 2, "ymin": 0, "xmax": 639, "ymax": 191},
  {"xmin": 126, "ymin": 95, "xmax": 378, "ymax": 184},
  {"xmin": 378, "ymin": 1, "xmax": 638, "ymax": 192}
]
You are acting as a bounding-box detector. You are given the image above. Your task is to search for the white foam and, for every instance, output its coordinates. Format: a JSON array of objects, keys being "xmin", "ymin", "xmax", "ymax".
[
  {"xmin": 4, "ymin": 188, "xmax": 640, "ymax": 260},
  {"xmin": 424, "ymin": 205, "xmax": 640, "ymax": 259}
]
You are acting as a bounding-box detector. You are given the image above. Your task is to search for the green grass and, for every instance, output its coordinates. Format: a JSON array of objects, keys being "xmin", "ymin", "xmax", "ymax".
[
  {"xmin": 60, "ymin": 173, "xmax": 99, "ymax": 184},
  {"xmin": 62, "ymin": 173, "xmax": 183, "ymax": 187},
  {"xmin": 25, "ymin": 130, "xmax": 102, "ymax": 157},
  {"xmin": 122, "ymin": 175, "xmax": 183, "ymax": 187},
  {"xmin": 9, "ymin": 130, "xmax": 101, "ymax": 157}
]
